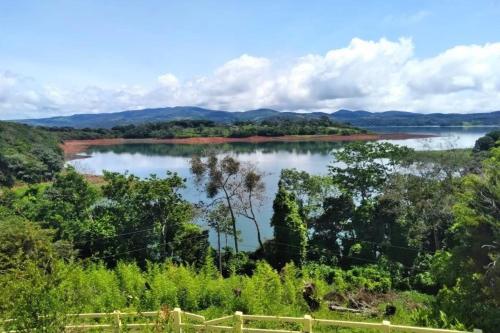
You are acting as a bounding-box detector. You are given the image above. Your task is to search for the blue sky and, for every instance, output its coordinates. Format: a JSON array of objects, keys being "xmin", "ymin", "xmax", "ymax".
[{"xmin": 1, "ymin": 0, "xmax": 500, "ymax": 118}]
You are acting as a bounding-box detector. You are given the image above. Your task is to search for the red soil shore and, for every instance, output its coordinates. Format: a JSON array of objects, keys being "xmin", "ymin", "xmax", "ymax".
[{"xmin": 62, "ymin": 133, "xmax": 433, "ymax": 160}]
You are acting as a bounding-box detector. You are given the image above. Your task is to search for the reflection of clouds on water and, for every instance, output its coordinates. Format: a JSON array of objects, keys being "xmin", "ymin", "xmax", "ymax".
[
  {"xmin": 69, "ymin": 152, "xmax": 189, "ymax": 177},
  {"xmin": 382, "ymin": 136, "xmax": 464, "ymax": 150},
  {"xmin": 67, "ymin": 159, "xmax": 97, "ymax": 175},
  {"xmin": 374, "ymin": 126, "xmax": 496, "ymax": 150}
]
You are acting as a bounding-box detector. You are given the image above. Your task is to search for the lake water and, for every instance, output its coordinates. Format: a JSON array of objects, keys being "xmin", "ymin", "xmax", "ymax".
[{"xmin": 69, "ymin": 126, "xmax": 498, "ymax": 250}]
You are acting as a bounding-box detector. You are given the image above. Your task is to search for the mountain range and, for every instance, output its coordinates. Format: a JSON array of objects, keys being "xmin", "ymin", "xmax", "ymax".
[{"xmin": 15, "ymin": 107, "xmax": 500, "ymax": 128}]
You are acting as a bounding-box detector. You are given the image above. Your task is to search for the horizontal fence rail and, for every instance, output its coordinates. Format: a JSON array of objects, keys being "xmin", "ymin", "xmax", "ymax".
[{"xmin": 0, "ymin": 308, "xmax": 482, "ymax": 333}]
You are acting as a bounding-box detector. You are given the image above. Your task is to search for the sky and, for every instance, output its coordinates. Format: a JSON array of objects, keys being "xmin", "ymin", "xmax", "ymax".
[{"xmin": 1, "ymin": 0, "xmax": 500, "ymax": 119}]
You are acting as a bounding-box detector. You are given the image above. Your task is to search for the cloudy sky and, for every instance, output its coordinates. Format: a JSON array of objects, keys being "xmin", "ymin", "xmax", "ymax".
[{"xmin": 1, "ymin": 0, "xmax": 500, "ymax": 119}]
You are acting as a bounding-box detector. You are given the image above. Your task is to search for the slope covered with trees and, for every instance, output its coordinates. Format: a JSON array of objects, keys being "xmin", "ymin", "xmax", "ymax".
[{"xmin": 0, "ymin": 121, "xmax": 63, "ymax": 187}]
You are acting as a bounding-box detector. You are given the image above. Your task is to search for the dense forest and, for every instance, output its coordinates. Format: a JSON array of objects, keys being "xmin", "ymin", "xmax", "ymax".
[
  {"xmin": 0, "ymin": 122, "xmax": 63, "ymax": 187},
  {"xmin": 0, "ymin": 128, "xmax": 498, "ymax": 332},
  {"xmin": 44, "ymin": 117, "xmax": 361, "ymax": 140}
]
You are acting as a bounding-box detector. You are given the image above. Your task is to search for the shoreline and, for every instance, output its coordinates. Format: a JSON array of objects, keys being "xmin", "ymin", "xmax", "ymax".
[{"xmin": 62, "ymin": 133, "xmax": 434, "ymax": 160}]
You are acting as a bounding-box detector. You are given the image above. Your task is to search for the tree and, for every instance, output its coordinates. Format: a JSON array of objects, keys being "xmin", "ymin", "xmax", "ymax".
[
  {"xmin": 100, "ymin": 171, "xmax": 202, "ymax": 266},
  {"xmin": 0, "ymin": 154, "xmax": 14, "ymax": 187},
  {"xmin": 234, "ymin": 165, "xmax": 266, "ymax": 249},
  {"xmin": 329, "ymin": 142, "xmax": 412, "ymax": 201},
  {"xmin": 0, "ymin": 209, "xmax": 73, "ymax": 272},
  {"xmin": 191, "ymin": 152, "xmax": 265, "ymax": 252},
  {"xmin": 269, "ymin": 183, "xmax": 307, "ymax": 269},
  {"xmin": 279, "ymin": 168, "xmax": 335, "ymax": 226},
  {"xmin": 327, "ymin": 142, "xmax": 414, "ymax": 266},
  {"xmin": 191, "ymin": 153, "xmax": 240, "ymax": 252},
  {"xmin": 0, "ymin": 261, "xmax": 75, "ymax": 333},
  {"xmin": 42, "ymin": 167, "xmax": 99, "ymax": 241},
  {"xmin": 473, "ymin": 130, "xmax": 500, "ymax": 152},
  {"xmin": 432, "ymin": 147, "xmax": 500, "ymax": 332},
  {"xmin": 206, "ymin": 203, "xmax": 233, "ymax": 273},
  {"xmin": 309, "ymin": 193, "xmax": 355, "ymax": 264}
]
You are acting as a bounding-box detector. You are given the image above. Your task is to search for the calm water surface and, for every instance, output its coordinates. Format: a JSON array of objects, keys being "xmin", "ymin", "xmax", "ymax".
[{"xmin": 69, "ymin": 126, "xmax": 498, "ymax": 249}]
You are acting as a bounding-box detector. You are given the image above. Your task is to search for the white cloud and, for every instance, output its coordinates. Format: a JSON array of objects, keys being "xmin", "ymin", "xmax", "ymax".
[
  {"xmin": 2, "ymin": 38, "xmax": 500, "ymax": 119},
  {"xmin": 157, "ymin": 73, "xmax": 179, "ymax": 89}
]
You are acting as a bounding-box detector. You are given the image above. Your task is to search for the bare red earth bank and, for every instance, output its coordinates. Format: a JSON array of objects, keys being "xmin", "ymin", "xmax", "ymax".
[{"xmin": 62, "ymin": 133, "xmax": 433, "ymax": 160}]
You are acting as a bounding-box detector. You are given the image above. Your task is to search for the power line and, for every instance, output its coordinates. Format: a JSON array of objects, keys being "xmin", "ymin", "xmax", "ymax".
[
  {"xmin": 266, "ymin": 223, "xmax": 434, "ymax": 254},
  {"xmin": 87, "ymin": 230, "xmax": 210, "ymax": 261}
]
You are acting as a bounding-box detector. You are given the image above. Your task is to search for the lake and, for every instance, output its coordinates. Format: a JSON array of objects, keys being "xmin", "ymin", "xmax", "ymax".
[{"xmin": 69, "ymin": 126, "xmax": 498, "ymax": 250}]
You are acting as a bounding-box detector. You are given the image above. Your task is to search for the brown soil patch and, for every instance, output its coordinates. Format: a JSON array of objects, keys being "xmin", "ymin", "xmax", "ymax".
[
  {"xmin": 82, "ymin": 174, "xmax": 106, "ymax": 185},
  {"xmin": 62, "ymin": 133, "xmax": 434, "ymax": 160}
]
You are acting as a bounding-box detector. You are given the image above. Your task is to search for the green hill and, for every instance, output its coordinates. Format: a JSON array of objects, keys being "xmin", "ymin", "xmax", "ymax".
[
  {"xmin": 0, "ymin": 121, "xmax": 64, "ymax": 186},
  {"xmin": 14, "ymin": 106, "xmax": 500, "ymax": 128}
]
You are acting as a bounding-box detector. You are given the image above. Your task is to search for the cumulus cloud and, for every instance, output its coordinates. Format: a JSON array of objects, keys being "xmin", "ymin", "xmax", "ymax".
[{"xmin": 2, "ymin": 38, "xmax": 500, "ymax": 119}]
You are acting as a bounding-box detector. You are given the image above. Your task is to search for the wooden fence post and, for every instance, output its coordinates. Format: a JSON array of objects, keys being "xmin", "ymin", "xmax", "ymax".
[
  {"xmin": 303, "ymin": 315, "xmax": 313, "ymax": 333},
  {"xmin": 173, "ymin": 308, "xmax": 182, "ymax": 333},
  {"xmin": 113, "ymin": 310, "xmax": 122, "ymax": 333},
  {"xmin": 382, "ymin": 320, "xmax": 391, "ymax": 333},
  {"xmin": 234, "ymin": 311, "xmax": 243, "ymax": 333}
]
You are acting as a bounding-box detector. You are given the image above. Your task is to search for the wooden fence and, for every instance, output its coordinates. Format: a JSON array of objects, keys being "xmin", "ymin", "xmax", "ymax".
[{"xmin": 1, "ymin": 308, "xmax": 483, "ymax": 333}]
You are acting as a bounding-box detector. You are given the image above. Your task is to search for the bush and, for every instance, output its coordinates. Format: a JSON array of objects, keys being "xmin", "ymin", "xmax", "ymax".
[{"xmin": 344, "ymin": 266, "xmax": 392, "ymax": 293}]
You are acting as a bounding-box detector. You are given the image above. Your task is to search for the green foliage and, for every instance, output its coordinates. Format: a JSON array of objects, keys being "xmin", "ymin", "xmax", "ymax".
[
  {"xmin": 309, "ymin": 194, "xmax": 354, "ymax": 265},
  {"xmin": 473, "ymin": 130, "xmax": 500, "ymax": 152},
  {"xmin": 0, "ymin": 259, "xmax": 432, "ymax": 329},
  {"xmin": 269, "ymin": 184, "xmax": 307, "ymax": 269},
  {"xmin": 45, "ymin": 118, "xmax": 360, "ymax": 140},
  {"xmin": 42, "ymin": 167, "xmax": 99, "ymax": 240},
  {"xmin": 427, "ymin": 147, "xmax": 500, "ymax": 333},
  {"xmin": 0, "ymin": 261, "xmax": 77, "ymax": 333},
  {"xmin": 97, "ymin": 171, "xmax": 205, "ymax": 266},
  {"xmin": 0, "ymin": 208, "xmax": 73, "ymax": 272},
  {"xmin": 329, "ymin": 141, "xmax": 412, "ymax": 200},
  {"xmin": 344, "ymin": 266, "xmax": 392, "ymax": 293},
  {"xmin": 1, "ymin": 133, "xmax": 499, "ymax": 332},
  {"xmin": 1, "ymin": 167, "xmax": 207, "ymax": 267},
  {"xmin": 0, "ymin": 121, "xmax": 63, "ymax": 187},
  {"xmin": 279, "ymin": 168, "xmax": 336, "ymax": 225}
]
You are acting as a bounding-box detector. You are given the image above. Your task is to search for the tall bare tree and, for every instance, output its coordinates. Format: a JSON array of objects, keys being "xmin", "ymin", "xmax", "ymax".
[
  {"xmin": 190, "ymin": 151, "xmax": 266, "ymax": 253},
  {"xmin": 234, "ymin": 164, "xmax": 266, "ymax": 249},
  {"xmin": 205, "ymin": 202, "xmax": 233, "ymax": 273}
]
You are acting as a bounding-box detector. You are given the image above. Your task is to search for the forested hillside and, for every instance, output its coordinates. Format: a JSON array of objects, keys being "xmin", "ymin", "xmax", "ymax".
[
  {"xmin": 0, "ymin": 121, "xmax": 63, "ymax": 186},
  {"xmin": 0, "ymin": 132, "xmax": 498, "ymax": 332}
]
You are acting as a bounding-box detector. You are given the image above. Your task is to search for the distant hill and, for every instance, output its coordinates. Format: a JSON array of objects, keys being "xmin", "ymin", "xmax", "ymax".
[
  {"xmin": 332, "ymin": 110, "xmax": 500, "ymax": 126},
  {"xmin": 14, "ymin": 106, "xmax": 500, "ymax": 128}
]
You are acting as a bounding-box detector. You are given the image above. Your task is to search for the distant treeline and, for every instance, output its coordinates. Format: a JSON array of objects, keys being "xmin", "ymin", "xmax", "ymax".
[{"xmin": 42, "ymin": 118, "xmax": 363, "ymax": 140}]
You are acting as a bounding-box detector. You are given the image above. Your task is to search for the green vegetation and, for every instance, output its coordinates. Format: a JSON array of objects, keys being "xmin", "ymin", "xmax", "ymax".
[
  {"xmin": 43, "ymin": 118, "xmax": 363, "ymax": 140},
  {"xmin": 473, "ymin": 130, "xmax": 500, "ymax": 152},
  {"xmin": 0, "ymin": 259, "xmax": 432, "ymax": 332},
  {"xmin": 0, "ymin": 130, "xmax": 499, "ymax": 332},
  {"xmin": 0, "ymin": 121, "xmax": 63, "ymax": 187},
  {"xmin": 269, "ymin": 184, "xmax": 308, "ymax": 268},
  {"xmin": 1, "ymin": 117, "xmax": 360, "ymax": 188}
]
